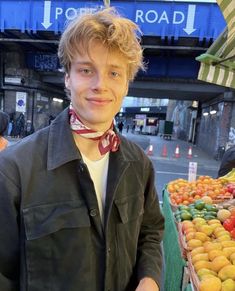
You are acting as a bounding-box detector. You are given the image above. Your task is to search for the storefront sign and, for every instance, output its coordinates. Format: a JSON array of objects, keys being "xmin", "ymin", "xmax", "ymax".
[{"xmin": 16, "ymin": 92, "xmax": 27, "ymax": 113}]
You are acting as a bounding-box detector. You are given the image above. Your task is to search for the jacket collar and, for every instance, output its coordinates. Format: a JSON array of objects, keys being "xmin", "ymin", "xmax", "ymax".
[{"xmin": 47, "ymin": 107, "xmax": 81, "ymax": 170}]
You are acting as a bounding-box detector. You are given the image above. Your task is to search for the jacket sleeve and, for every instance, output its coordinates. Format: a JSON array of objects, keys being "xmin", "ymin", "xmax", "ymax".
[
  {"xmin": 136, "ymin": 160, "xmax": 164, "ymax": 288},
  {"xmin": 218, "ymin": 147, "xmax": 235, "ymax": 177},
  {"xmin": 0, "ymin": 156, "xmax": 20, "ymax": 290}
]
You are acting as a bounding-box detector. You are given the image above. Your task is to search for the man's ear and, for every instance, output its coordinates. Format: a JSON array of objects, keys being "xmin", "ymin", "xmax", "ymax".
[{"xmin": 65, "ymin": 73, "xmax": 70, "ymax": 89}]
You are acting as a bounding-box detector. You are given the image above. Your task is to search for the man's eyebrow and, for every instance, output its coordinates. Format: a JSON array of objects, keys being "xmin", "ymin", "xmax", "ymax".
[
  {"xmin": 74, "ymin": 61, "xmax": 92, "ymax": 65},
  {"xmin": 109, "ymin": 64, "xmax": 126, "ymax": 70},
  {"xmin": 73, "ymin": 62, "xmax": 125, "ymax": 70}
]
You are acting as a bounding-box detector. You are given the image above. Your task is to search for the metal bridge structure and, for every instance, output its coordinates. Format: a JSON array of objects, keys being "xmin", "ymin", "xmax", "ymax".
[{"xmin": 0, "ymin": 0, "xmax": 232, "ymax": 103}]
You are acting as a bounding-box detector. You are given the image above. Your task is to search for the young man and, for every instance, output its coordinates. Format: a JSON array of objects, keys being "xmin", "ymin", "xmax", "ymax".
[{"xmin": 0, "ymin": 8, "xmax": 164, "ymax": 291}]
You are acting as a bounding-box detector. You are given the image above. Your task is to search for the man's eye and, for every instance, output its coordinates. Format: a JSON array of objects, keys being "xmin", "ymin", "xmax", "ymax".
[
  {"xmin": 79, "ymin": 68, "xmax": 93, "ymax": 75},
  {"xmin": 110, "ymin": 71, "xmax": 120, "ymax": 77}
]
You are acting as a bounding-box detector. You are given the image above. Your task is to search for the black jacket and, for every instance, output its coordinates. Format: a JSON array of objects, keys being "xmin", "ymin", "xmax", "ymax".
[{"xmin": 0, "ymin": 108, "xmax": 164, "ymax": 291}]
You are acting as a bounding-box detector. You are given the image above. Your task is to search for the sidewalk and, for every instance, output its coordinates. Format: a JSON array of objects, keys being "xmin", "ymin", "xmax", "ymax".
[{"xmin": 124, "ymin": 132, "xmax": 221, "ymax": 171}]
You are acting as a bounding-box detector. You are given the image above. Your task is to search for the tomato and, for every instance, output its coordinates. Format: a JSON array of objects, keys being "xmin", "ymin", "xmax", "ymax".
[
  {"xmin": 230, "ymin": 229, "xmax": 235, "ymax": 239},
  {"xmin": 230, "ymin": 208, "xmax": 235, "ymax": 217},
  {"xmin": 229, "ymin": 215, "xmax": 235, "ymax": 226},
  {"xmin": 223, "ymin": 219, "xmax": 234, "ymax": 231}
]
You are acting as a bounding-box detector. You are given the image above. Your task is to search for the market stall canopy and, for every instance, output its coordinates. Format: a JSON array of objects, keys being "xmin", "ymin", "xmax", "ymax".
[{"xmin": 196, "ymin": 0, "xmax": 235, "ymax": 89}]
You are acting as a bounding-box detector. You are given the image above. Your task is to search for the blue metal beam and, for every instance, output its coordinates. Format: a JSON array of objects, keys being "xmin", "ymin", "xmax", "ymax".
[{"xmin": 0, "ymin": 0, "xmax": 226, "ymax": 40}]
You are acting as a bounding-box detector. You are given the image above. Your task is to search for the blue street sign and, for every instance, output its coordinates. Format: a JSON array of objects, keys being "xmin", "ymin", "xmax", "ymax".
[{"xmin": 0, "ymin": 0, "xmax": 226, "ymax": 40}]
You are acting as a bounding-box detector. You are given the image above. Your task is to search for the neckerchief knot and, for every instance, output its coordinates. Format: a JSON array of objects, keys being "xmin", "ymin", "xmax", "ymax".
[{"xmin": 69, "ymin": 105, "xmax": 120, "ymax": 155}]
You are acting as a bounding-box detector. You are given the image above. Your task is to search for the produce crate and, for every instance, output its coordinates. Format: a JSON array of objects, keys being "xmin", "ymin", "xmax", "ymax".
[
  {"xmin": 177, "ymin": 222, "xmax": 188, "ymax": 259},
  {"xmin": 162, "ymin": 189, "xmax": 187, "ymax": 291},
  {"xmin": 187, "ymin": 253, "xmax": 200, "ymax": 291},
  {"xmin": 170, "ymin": 200, "xmax": 179, "ymax": 212}
]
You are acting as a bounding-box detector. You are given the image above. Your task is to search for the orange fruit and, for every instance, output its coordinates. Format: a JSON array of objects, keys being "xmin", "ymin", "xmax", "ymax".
[
  {"xmin": 191, "ymin": 246, "xmax": 205, "ymax": 258},
  {"xmin": 199, "ymin": 276, "xmax": 221, "ymax": 291},
  {"xmin": 211, "ymin": 256, "xmax": 231, "ymax": 272}
]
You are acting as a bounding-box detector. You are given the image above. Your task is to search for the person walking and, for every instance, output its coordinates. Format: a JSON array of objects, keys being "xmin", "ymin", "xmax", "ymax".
[
  {"xmin": 0, "ymin": 8, "xmax": 164, "ymax": 291},
  {"xmin": 118, "ymin": 121, "xmax": 124, "ymax": 133},
  {"xmin": 0, "ymin": 110, "xmax": 9, "ymax": 151}
]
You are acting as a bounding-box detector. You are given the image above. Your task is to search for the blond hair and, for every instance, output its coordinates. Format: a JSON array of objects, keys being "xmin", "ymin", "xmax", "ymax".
[{"xmin": 58, "ymin": 7, "xmax": 144, "ymax": 81}]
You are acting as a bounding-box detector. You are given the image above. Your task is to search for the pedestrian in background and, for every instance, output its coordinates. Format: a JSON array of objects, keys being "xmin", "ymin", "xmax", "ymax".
[
  {"xmin": 0, "ymin": 8, "xmax": 164, "ymax": 291},
  {"xmin": 118, "ymin": 120, "xmax": 124, "ymax": 133},
  {"xmin": 0, "ymin": 110, "xmax": 9, "ymax": 151},
  {"xmin": 132, "ymin": 121, "xmax": 136, "ymax": 133}
]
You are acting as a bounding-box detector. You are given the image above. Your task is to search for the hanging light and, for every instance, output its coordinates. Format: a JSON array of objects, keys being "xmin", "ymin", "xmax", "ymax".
[
  {"xmin": 202, "ymin": 108, "xmax": 209, "ymax": 116},
  {"xmin": 210, "ymin": 109, "xmax": 217, "ymax": 115},
  {"xmin": 209, "ymin": 105, "xmax": 218, "ymax": 115}
]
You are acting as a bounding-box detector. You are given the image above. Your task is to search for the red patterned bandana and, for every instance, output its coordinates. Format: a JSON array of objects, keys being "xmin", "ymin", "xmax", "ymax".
[{"xmin": 69, "ymin": 105, "xmax": 120, "ymax": 155}]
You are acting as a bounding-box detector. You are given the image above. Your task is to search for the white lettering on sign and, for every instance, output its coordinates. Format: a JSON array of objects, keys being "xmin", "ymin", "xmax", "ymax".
[
  {"xmin": 136, "ymin": 10, "xmax": 170, "ymax": 23},
  {"xmin": 41, "ymin": 0, "xmax": 196, "ymax": 36},
  {"xmin": 158, "ymin": 11, "xmax": 169, "ymax": 23},
  {"xmin": 173, "ymin": 11, "xmax": 185, "ymax": 24},
  {"xmin": 135, "ymin": 6, "xmax": 196, "ymax": 34},
  {"xmin": 55, "ymin": 7, "xmax": 63, "ymax": 19},
  {"xmin": 136, "ymin": 9, "xmax": 188, "ymax": 24},
  {"xmin": 65, "ymin": 8, "xmax": 77, "ymax": 20},
  {"xmin": 55, "ymin": 7, "xmax": 97, "ymax": 20}
]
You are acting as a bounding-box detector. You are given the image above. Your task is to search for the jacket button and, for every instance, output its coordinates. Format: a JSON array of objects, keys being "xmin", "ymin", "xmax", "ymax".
[{"xmin": 90, "ymin": 209, "xmax": 98, "ymax": 217}]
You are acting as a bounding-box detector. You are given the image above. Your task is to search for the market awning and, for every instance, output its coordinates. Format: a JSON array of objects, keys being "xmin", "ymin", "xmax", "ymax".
[{"xmin": 196, "ymin": 0, "xmax": 235, "ymax": 89}]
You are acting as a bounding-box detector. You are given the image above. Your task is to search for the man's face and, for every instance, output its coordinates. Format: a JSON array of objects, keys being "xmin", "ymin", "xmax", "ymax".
[{"xmin": 65, "ymin": 41, "xmax": 129, "ymax": 131}]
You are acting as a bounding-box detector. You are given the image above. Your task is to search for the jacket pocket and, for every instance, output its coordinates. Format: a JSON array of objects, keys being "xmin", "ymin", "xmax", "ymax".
[
  {"xmin": 23, "ymin": 200, "xmax": 92, "ymax": 291},
  {"xmin": 23, "ymin": 200, "xmax": 90, "ymax": 240},
  {"xmin": 114, "ymin": 194, "xmax": 144, "ymax": 224}
]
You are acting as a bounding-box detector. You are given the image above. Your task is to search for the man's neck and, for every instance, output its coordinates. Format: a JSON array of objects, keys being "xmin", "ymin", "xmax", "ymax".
[{"xmin": 72, "ymin": 132, "xmax": 103, "ymax": 161}]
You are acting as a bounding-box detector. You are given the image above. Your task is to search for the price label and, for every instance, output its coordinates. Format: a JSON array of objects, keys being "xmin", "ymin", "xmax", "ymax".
[{"xmin": 188, "ymin": 162, "xmax": 197, "ymax": 182}]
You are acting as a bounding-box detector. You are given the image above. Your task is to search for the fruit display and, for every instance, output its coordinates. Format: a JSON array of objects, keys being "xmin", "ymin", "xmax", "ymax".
[
  {"xmin": 224, "ymin": 183, "xmax": 235, "ymax": 198},
  {"xmin": 180, "ymin": 217, "xmax": 235, "ymax": 290},
  {"xmin": 165, "ymin": 172, "xmax": 235, "ymax": 291},
  {"xmin": 167, "ymin": 176, "xmax": 233, "ymax": 206},
  {"xmin": 175, "ymin": 200, "xmax": 218, "ymax": 222}
]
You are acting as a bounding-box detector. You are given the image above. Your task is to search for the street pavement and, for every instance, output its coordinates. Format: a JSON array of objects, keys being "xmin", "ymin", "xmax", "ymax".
[{"xmin": 123, "ymin": 131, "xmax": 220, "ymax": 171}]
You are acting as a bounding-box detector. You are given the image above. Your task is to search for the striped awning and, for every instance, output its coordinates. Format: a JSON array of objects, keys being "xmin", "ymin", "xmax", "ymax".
[{"xmin": 196, "ymin": 0, "xmax": 235, "ymax": 89}]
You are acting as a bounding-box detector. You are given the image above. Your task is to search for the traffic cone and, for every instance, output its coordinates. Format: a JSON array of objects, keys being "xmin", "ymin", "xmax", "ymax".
[
  {"xmin": 161, "ymin": 144, "xmax": 168, "ymax": 157},
  {"xmin": 147, "ymin": 144, "xmax": 154, "ymax": 156},
  {"xmin": 174, "ymin": 145, "xmax": 180, "ymax": 158},
  {"xmin": 187, "ymin": 146, "xmax": 193, "ymax": 158}
]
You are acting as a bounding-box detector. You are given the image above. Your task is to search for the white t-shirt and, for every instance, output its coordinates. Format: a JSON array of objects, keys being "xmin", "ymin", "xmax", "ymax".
[{"xmin": 81, "ymin": 153, "xmax": 109, "ymax": 224}]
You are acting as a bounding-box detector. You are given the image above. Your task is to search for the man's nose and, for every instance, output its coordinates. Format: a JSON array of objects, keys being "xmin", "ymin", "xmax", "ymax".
[{"xmin": 91, "ymin": 73, "xmax": 107, "ymax": 91}]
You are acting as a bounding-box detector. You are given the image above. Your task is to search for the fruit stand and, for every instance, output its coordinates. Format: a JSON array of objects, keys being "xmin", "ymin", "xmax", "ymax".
[{"xmin": 162, "ymin": 172, "xmax": 235, "ymax": 291}]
